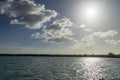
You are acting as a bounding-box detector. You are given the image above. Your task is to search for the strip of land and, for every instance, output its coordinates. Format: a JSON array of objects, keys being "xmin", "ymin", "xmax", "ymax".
[{"xmin": 0, "ymin": 53, "xmax": 120, "ymax": 58}]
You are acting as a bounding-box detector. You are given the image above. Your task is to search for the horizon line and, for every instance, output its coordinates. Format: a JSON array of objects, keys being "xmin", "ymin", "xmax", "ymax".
[{"xmin": 0, "ymin": 53, "xmax": 120, "ymax": 58}]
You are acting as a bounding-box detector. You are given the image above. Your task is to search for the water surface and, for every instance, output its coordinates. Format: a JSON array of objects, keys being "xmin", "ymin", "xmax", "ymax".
[{"xmin": 0, "ymin": 56, "xmax": 120, "ymax": 80}]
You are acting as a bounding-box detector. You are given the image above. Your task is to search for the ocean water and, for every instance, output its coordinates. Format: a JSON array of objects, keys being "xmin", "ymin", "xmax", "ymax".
[{"xmin": 0, "ymin": 56, "xmax": 120, "ymax": 80}]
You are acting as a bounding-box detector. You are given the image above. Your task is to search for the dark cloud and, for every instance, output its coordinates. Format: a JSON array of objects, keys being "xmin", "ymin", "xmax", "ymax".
[{"xmin": 48, "ymin": 37, "xmax": 76, "ymax": 43}]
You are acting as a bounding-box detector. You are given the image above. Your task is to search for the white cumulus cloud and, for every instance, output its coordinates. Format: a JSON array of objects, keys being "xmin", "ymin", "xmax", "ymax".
[
  {"xmin": 71, "ymin": 35, "xmax": 95, "ymax": 49},
  {"xmin": 0, "ymin": 0, "xmax": 57, "ymax": 29},
  {"xmin": 105, "ymin": 39, "xmax": 120, "ymax": 45},
  {"xmin": 84, "ymin": 28, "xmax": 92, "ymax": 32},
  {"xmin": 78, "ymin": 24, "xmax": 92, "ymax": 32},
  {"xmin": 31, "ymin": 17, "xmax": 76, "ymax": 43},
  {"xmin": 79, "ymin": 24, "xmax": 87, "ymax": 28},
  {"xmin": 70, "ymin": 30, "xmax": 118, "ymax": 49},
  {"xmin": 93, "ymin": 30, "xmax": 117, "ymax": 38}
]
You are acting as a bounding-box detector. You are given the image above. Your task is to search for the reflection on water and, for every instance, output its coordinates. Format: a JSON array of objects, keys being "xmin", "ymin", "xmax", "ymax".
[
  {"xmin": 82, "ymin": 58, "xmax": 102, "ymax": 80},
  {"xmin": 71, "ymin": 58, "xmax": 103, "ymax": 80},
  {"xmin": 0, "ymin": 57, "xmax": 120, "ymax": 80},
  {"xmin": 71, "ymin": 57, "xmax": 120, "ymax": 80}
]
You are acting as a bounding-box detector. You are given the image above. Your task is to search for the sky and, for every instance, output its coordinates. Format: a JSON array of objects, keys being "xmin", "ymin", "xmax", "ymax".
[{"xmin": 0, "ymin": 0, "xmax": 120, "ymax": 54}]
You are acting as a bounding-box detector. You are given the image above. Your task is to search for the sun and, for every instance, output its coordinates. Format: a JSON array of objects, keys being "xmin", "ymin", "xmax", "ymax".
[
  {"xmin": 85, "ymin": 6, "xmax": 97, "ymax": 18},
  {"xmin": 87, "ymin": 7, "xmax": 96, "ymax": 17},
  {"xmin": 74, "ymin": 3, "xmax": 101, "ymax": 23}
]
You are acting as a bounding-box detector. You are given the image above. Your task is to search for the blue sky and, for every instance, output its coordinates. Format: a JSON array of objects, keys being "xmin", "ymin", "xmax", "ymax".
[{"xmin": 0, "ymin": 0, "xmax": 120, "ymax": 54}]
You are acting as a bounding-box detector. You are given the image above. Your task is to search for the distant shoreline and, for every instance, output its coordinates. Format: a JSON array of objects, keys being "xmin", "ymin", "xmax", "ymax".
[{"xmin": 0, "ymin": 54, "xmax": 120, "ymax": 58}]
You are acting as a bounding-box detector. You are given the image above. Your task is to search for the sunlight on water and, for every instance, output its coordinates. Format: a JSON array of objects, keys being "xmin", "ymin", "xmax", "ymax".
[
  {"xmin": 83, "ymin": 57, "xmax": 100, "ymax": 65},
  {"xmin": 73, "ymin": 58, "xmax": 103, "ymax": 80},
  {"xmin": 82, "ymin": 58, "xmax": 102, "ymax": 80}
]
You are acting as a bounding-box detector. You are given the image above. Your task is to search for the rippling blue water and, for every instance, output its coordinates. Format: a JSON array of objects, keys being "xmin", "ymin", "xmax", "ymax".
[{"xmin": 0, "ymin": 56, "xmax": 120, "ymax": 80}]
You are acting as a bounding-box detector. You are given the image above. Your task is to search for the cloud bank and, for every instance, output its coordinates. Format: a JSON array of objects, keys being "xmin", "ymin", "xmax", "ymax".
[{"xmin": 71, "ymin": 30, "xmax": 118, "ymax": 49}]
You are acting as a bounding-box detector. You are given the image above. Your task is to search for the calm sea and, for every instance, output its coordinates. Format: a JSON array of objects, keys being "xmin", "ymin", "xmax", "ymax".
[{"xmin": 0, "ymin": 56, "xmax": 120, "ymax": 80}]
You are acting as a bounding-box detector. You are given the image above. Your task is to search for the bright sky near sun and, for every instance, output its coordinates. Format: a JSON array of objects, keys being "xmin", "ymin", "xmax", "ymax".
[
  {"xmin": 85, "ymin": 6, "xmax": 98, "ymax": 18},
  {"xmin": 0, "ymin": 0, "xmax": 120, "ymax": 54}
]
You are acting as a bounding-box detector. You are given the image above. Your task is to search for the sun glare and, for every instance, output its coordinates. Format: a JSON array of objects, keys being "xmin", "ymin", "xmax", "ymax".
[
  {"xmin": 84, "ymin": 58, "xmax": 99, "ymax": 64},
  {"xmin": 85, "ymin": 6, "xmax": 97, "ymax": 19},
  {"xmin": 87, "ymin": 7, "xmax": 96, "ymax": 17}
]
